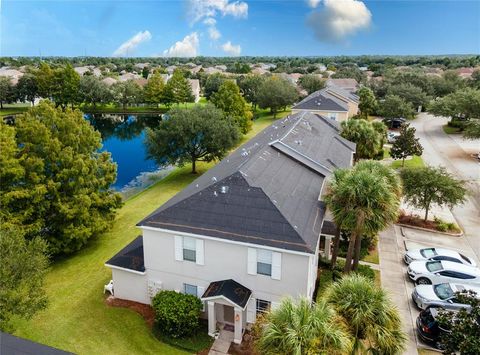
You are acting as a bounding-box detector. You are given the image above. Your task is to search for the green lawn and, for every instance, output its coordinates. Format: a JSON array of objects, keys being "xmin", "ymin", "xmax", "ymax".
[
  {"xmin": 442, "ymin": 124, "xmax": 462, "ymax": 134},
  {"xmin": 390, "ymin": 155, "xmax": 425, "ymax": 169},
  {"xmin": 12, "ymin": 109, "xmax": 287, "ymax": 355},
  {"xmin": 0, "ymin": 103, "xmax": 30, "ymax": 116},
  {"xmin": 363, "ymin": 245, "xmax": 379, "ymax": 264}
]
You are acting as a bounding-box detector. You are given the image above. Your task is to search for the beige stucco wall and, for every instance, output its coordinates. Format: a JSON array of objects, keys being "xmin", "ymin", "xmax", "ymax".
[
  {"xmin": 142, "ymin": 228, "xmax": 314, "ymax": 306},
  {"xmin": 111, "ymin": 268, "xmax": 149, "ymax": 304}
]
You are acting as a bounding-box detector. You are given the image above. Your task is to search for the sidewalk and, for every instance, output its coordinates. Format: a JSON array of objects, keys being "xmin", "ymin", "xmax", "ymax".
[{"xmin": 379, "ymin": 225, "xmax": 418, "ymax": 355}]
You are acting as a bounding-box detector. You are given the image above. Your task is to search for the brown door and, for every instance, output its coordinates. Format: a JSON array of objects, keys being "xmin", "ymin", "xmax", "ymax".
[{"xmin": 223, "ymin": 305, "xmax": 234, "ymax": 323}]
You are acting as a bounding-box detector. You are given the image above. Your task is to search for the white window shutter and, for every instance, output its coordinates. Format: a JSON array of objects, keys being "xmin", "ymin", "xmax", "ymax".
[
  {"xmin": 247, "ymin": 248, "xmax": 257, "ymax": 275},
  {"xmin": 174, "ymin": 236, "xmax": 183, "ymax": 261},
  {"xmin": 246, "ymin": 298, "xmax": 256, "ymax": 323},
  {"xmin": 272, "ymin": 252, "xmax": 282, "ymax": 280},
  {"xmin": 196, "ymin": 239, "xmax": 204, "ymax": 265}
]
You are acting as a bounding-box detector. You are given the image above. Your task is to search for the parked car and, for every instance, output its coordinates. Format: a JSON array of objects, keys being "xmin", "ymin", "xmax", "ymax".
[
  {"xmin": 387, "ymin": 132, "xmax": 400, "ymax": 144},
  {"xmin": 416, "ymin": 307, "xmax": 452, "ymax": 349},
  {"xmin": 412, "ymin": 282, "xmax": 480, "ymax": 310},
  {"xmin": 404, "ymin": 247, "xmax": 477, "ymax": 268},
  {"xmin": 384, "ymin": 117, "xmax": 406, "ymax": 129},
  {"xmin": 407, "ymin": 260, "xmax": 480, "ymax": 285}
]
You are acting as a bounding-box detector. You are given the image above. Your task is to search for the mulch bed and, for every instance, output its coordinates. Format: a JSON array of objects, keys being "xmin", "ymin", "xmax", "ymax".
[
  {"xmin": 228, "ymin": 332, "xmax": 259, "ymax": 355},
  {"xmin": 105, "ymin": 296, "xmax": 155, "ymax": 328},
  {"xmin": 398, "ymin": 214, "xmax": 460, "ymax": 234}
]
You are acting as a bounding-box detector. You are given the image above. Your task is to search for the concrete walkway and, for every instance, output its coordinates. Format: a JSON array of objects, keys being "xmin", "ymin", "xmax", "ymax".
[
  {"xmin": 208, "ymin": 329, "xmax": 233, "ymax": 355},
  {"xmin": 379, "ymin": 225, "xmax": 418, "ymax": 355}
]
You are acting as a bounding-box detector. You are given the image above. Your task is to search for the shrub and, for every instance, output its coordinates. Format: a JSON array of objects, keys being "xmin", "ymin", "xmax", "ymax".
[
  {"xmin": 152, "ymin": 290, "xmax": 203, "ymax": 338},
  {"xmin": 338, "ymin": 232, "xmax": 378, "ymax": 260},
  {"xmin": 334, "ymin": 260, "xmax": 375, "ymax": 281}
]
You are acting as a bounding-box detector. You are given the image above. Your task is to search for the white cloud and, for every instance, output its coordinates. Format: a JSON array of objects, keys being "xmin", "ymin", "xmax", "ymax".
[
  {"xmin": 187, "ymin": 0, "xmax": 248, "ymax": 24},
  {"xmin": 221, "ymin": 41, "xmax": 241, "ymax": 56},
  {"xmin": 203, "ymin": 17, "xmax": 216, "ymax": 26},
  {"xmin": 307, "ymin": 0, "xmax": 321, "ymax": 8},
  {"xmin": 307, "ymin": 0, "xmax": 372, "ymax": 43},
  {"xmin": 112, "ymin": 30, "xmax": 151, "ymax": 56},
  {"xmin": 163, "ymin": 32, "xmax": 199, "ymax": 57},
  {"xmin": 208, "ymin": 26, "xmax": 221, "ymax": 40}
]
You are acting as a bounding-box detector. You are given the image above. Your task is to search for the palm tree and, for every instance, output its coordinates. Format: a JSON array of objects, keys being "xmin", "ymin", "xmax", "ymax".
[
  {"xmin": 325, "ymin": 274, "xmax": 407, "ymax": 354},
  {"xmin": 255, "ymin": 297, "xmax": 352, "ymax": 355},
  {"xmin": 324, "ymin": 161, "xmax": 401, "ymax": 272}
]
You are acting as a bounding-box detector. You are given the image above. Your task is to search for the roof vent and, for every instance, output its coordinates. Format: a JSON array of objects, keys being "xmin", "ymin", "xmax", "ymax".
[
  {"xmin": 295, "ymin": 140, "xmax": 302, "ymax": 145},
  {"xmin": 213, "ymin": 191, "xmax": 218, "ymax": 197},
  {"xmin": 212, "ymin": 177, "xmax": 217, "ymax": 182},
  {"xmin": 220, "ymin": 186, "xmax": 229, "ymax": 194}
]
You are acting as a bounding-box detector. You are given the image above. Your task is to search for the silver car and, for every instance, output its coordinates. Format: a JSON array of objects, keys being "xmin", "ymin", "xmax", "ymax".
[
  {"xmin": 412, "ymin": 283, "xmax": 480, "ymax": 310},
  {"xmin": 407, "ymin": 260, "xmax": 480, "ymax": 286},
  {"xmin": 404, "ymin": 247, "xmax": 477, "ymax": 268}
]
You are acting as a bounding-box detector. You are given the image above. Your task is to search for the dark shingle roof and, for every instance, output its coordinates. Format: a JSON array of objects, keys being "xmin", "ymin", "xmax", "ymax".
[
  {"xmin": 138, "ymin": 112, "xmax": 355, "ymax": 254},
  {"xmin": 0, "ymin": 332, "xmax": 72, "ymax": 355},
  {"xmin": 105, "ymin": 236, "xmax": 145, "ymax": 272},
  {"xmin": 201, "ymin": 279, "xmax": 252, "ymax": 309},
  {"xmin": 292, "ymin": 90, "xmax": 348, "ymax": 112}
]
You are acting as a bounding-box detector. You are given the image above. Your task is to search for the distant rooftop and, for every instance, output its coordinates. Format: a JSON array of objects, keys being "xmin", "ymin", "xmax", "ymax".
[{"xmin": 105, "ymin": 236, "xmax": 145, "ymax": 272}]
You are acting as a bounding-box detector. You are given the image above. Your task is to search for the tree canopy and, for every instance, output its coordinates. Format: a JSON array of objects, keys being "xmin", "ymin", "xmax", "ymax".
[
  {"xmin": 357, "ymin": 86, "xmax": 377, "ymax": 119},
  {"xmin": 257, "ymin": 76, "xmax": 298, "ymax": 118},
  {"xmin": 390, "ymin": 123, "xmax": 423, "ymax": 167},
  {"xmin": 0, "ymin": 76, "xmax": 15, "ymax": 109},
  {"xmin": 164, "ymin": 69, "xmax": 194, "ymax": 105},
  {"xmin": 400, "ymin": 166, "xmax": 466, "ymax": 221},
  {"xmin": 204, "ymin": 73, "xmax": 226, "ymax": 100},
  {"xmin": 78, "ymin": 75, "xmax": 111, "ymax": 107},
  {"xmin": 340, "ymin": 119, "xmax": 386, "ymax": 161},
  {"xmin": 298, "ymin": 74, "xmax": 325, "ymax": 95},
  {"xmin": 0, "ymin": 225, "xmax": 49, "ymax": 331},
  {"xmin": 211, "ymin": 81, "xmax": 252, "ymax": 134},
  {"xmin": 112, "ymin": 80, "xmax": 143, "ymax": 109},
  {"xmin": 15, "ymin": 73, "xmax": 38, "ymax": 105},
  {"xmin": 143, "ymin": 71, "xmax": 165, "ymax": 106},
  {"xmin": 145, "ymin": 105, "xmax": 240, "ymax": 174},
  {"xmin": 325, "ymin": 274, "xmax": 407, "ymax": 354},
  {"xmin": 238, "ymin": 74, "xmax": 265, "ymax": 110},
  {"xmin": 1, "ymin": 102, "xmax": 122, "ymax": 255},
  {"xmin": 379, "ymin": 94, "xmax": 416, "ymax": 120}
]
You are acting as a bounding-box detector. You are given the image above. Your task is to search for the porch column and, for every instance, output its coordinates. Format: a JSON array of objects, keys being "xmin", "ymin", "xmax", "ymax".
[
  {"xmin": 234, "ymin": 307, "xmax": 243, "ymax": 344},
  {"xmin": 207, "ymin": 301, "xmax": 216, "ymax": 337},
  {"xmin": 324, "ymin": 235, "xmax": 333, "ymax": 260}
]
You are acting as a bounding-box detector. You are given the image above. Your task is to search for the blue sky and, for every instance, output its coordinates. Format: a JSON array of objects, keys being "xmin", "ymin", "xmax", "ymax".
[{"xmin": 1, "ymin": 0, "xmax": 479, "ymax": 57}]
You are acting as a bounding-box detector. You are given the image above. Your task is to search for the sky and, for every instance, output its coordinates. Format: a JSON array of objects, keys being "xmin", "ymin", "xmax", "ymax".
[{"xmin": 0, "ymin": 0, "xmax": 479, "ymax": 57}]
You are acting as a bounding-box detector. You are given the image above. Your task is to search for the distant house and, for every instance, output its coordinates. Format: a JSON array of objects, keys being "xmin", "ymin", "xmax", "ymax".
[
  {"xmin": 326, "ymin": 78, "xmax": 359, "ymax": 93},
  {"xmin": 0, "ymin": 67, "xmax": 24, "ymax": 85},
  {"xmin": 0, "ymin": 331, "xmax": 72, "ymax": 355},
  {"xmin": 188, "ymin": 79, "xmax": 201, "ymax": 102},
  {"xmin": 74, "ymin": 65, "xmax": 101, "ymax": 77},
  {"xmin": 457, "ymin": 67, "xmax": 476, "ymax": 79},
  {"xmin": 134, "ymin": 63, "xmax": 150, "ymax": 70},
  {"xmin": 101, "ymin": 77, "xmax": 118, "ymax": 87},
  {"xmin": 118, "ymin": 73, "xmax": 141, "ymax": 82},
  {"xmin": 105, "ymin": 112, "xmax": 355, "ymax": 345},
  {"xmin": 203, "ymin": 67, "xmax": 223, "ymax": 75},
  {"xmin": 166, "ymin": 65, "xmax": 177, "ymax": 74},
  {"xmin": 292, "ymin": 86, "xmax": 359, "ymax": 121},
  {"xmin": 134, "ymin": 78, "xmax": 148, "ymax": 87}
]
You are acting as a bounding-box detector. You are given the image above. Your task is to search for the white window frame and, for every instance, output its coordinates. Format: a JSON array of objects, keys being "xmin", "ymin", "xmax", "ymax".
[
  {"xmin": 183, "ymin": 237, "xmax": 197, "ymax": 262},
  {"xmin": 248, "ymin": 247, "xmax": 281, "ymax": 280},
  {"xmin": 257, "ymin": 249, "xmax": 273, "ymax": 276},
  {"xmin": 256, "ymin": 299, "xmax": 271, "ymax": 316},
  {"xmin": 184, "ymin": 283, "xmax": 198, "ymax": 296},
  {"xmin": 174, "ymin": 236, "xmax": 204, "ymax": 265}
]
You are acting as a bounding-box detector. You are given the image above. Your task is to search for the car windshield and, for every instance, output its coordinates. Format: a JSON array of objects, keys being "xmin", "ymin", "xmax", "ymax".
[
  {"xmin": 426, "ymin": 261, "xmax": 443, "ymax": 272},
  {"xmin": 434, "ymin": 284, "xmax": 454, "ymax": 300},
  {"xmin": 421, "ymin": 248, "xmax": 437, "ymax": 258}
]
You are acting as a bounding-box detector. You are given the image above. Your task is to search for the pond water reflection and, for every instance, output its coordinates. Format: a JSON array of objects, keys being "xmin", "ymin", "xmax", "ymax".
[{"xmin": 85, "ymin": 113, "xmax": 163, "ymax": 190}]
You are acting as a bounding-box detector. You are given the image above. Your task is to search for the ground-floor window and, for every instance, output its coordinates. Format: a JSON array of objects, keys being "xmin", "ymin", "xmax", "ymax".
[
  {"xmin": 184, "ymin": 283, "xmax": 198, "ymax": 296},
  {"xmin": 256, "ymin": 299, "xmax": 271, "ymax": 316}
]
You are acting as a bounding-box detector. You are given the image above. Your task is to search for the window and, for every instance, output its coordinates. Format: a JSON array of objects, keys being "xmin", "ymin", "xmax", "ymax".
[
  {"xmin": 257, "ymin": 249, "xmax": 272, "ymax": 276},
  {"xmin": 426, "ymin": 261, "xmax": 443, "ymax": 272},
  {"xmin": 183, "ymin": 237, "xmax": 196, "ymax": 262},
  {"xmin": 184, "ymin": 283, "xmax": 198, "ymax": 296},
  {"xmin": 256, "ymin": 299, "xmax": 271, "ymax": 316},
  {"xmin": 326, "ymin": 112, "xmax": 338, "ymax": 120},
  {"xmin": 433, "ymin": 284, "xmax": 454, "ymax": 300},
  {"xmin": 421, "ymin": 248, "xmax": 437, "ymax": 258}
]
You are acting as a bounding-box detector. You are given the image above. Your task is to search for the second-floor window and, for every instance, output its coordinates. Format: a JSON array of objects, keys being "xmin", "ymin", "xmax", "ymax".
[
  {"xmin": 257, "ymin": 249, "xmax": 272, "ymax": 276},
  {"xmin": 183, "ymin": 237, "xmax": 196, "ymax": 262}
]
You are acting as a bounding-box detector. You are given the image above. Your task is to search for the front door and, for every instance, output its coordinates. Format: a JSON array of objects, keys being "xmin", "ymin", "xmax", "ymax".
[{"xmin": 223, "ymin": 305, "xmax": 234, "ymax": 324}]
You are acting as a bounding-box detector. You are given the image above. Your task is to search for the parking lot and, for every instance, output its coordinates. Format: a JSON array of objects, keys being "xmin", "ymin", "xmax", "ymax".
[{"xmin": 378, "ymin": 224, "xmax": 480, "ymax": 355}]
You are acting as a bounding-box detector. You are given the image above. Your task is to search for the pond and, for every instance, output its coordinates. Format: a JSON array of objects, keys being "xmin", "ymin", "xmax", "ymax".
[{"xmin": 85, "ymin": 113, "xmax": 168, "ymax": 192}]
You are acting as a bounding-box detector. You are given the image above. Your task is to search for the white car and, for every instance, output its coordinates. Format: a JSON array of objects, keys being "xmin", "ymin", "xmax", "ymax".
[
  {"xmin": 407, "ymin": 260, "xmax": 480, "ymax": 286},
  {"xmin": 404, "ymin": 247, "xmax": 477, "ymax": 268},
  {"xmin": 412, "ymin": 283, "xmax": 480, "ymax": 310},
  {"xmin": 387, "ymin": 132, "xmax": 400, "ymax": 143}
]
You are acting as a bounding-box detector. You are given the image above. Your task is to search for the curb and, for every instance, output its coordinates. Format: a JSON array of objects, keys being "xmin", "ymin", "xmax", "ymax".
[{"xmin": 396, "ymin": 223, "xmax": 463, "ymax": 237}]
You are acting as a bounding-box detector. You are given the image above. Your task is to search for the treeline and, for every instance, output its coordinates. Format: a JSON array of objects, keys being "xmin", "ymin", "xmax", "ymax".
[
  {"xmin": 0, "ymin": 63, "xmax": 195, "ymax": 109},
  {"xmin": 2, "ymin": 54, "xmax": 479, "ymax": 69}
]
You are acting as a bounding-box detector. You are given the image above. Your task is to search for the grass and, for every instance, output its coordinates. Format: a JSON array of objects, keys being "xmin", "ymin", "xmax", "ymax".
[
  {"xmin": 390, "ymin": 155, "xmax": 425, "ymax": 169},
  {"xmin": 363, "ymin": 246, "xmax": 379, "ymax": 264},
  {"xmin": 11, "ymin": 109, "xmax": 286, "ymax": 355},
  {"xmin": 153, "ymin": 321, "xmax": 213, "ymax": 353},
  {"xmin": 418, "ymin": 348, "xmax": 440, "ymax": 355},
  {"xmin": 0, "ymin": 103, "xmax": 30, "ymax": 116},
  {"xmin": 442, "ymin": 124, "xmax": 462, "ymax": 134}
]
